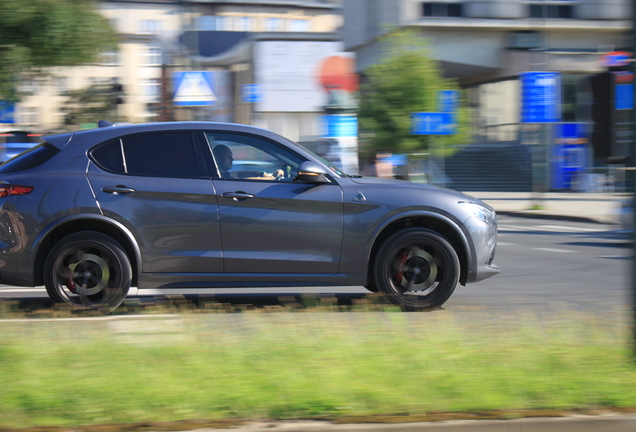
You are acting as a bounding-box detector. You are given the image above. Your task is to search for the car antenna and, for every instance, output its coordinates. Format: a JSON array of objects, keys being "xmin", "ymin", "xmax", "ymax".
[{"xmin": 98, "ymin": 120, "xmax": 115, "ymax": 128}]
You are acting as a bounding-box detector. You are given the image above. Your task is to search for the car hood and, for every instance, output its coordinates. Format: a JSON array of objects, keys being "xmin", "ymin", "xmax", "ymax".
[{"xmin": 348, "ymin": 176, "xmax": 491, "ymax": 208}]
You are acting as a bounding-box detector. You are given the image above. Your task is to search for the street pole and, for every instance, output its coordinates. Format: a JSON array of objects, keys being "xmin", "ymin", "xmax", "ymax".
[{"xmin": 628, "ymin": 0, "xmax": 636, "ymax": 357}]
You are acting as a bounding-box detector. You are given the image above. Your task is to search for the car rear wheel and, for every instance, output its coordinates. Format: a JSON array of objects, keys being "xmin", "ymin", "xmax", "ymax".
[
  {"xmin": 44, "ymin": 232, "xmax": 131, "ymax": 312},
  {"xmin": 374, "ymin": 228, "xmax": 460, "ymax": 311}
]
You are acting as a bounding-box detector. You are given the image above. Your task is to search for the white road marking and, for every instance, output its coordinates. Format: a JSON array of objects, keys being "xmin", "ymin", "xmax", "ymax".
[
  {"xmin": 499, "ymin": 224, "xmax": 599, "ymax": 233},
  {"xmin": 533, "ymin": 247, "xmax": 576, "ymax": 253},
  {"xmin": 497, "ymin": 242, "xmax": 516, "ymax": 246},
  {"xmin": 536, "ymin": 225, "xmax": 600, "ymax": 232}
]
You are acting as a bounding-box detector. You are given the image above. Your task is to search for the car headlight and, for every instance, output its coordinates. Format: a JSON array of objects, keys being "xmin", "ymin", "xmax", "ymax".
[{"xmin": 458, "ymin": 201, "xmax": 495, "ymax": 222}]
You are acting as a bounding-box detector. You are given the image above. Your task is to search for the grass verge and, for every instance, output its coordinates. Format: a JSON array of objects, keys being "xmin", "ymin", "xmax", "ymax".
[{"xmin": 0, "ymin": 298, "xmax": 635, "ymax": 429}]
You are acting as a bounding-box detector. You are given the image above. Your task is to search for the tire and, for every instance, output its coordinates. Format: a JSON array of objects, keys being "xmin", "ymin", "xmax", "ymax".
[
  {"xmin": 373, "ymin": 228, "xmax": 460, "ymax": 311},
  {"xmin": 44, "ymin": 232, "xmax": 132, "ymax": 312}
]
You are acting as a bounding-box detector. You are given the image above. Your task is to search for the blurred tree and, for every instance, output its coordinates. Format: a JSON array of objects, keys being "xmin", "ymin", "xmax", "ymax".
[
  {"xmin": 0, "ymin": 0, "xmax": 117, "ymax": 101},
  {"xmin": 61, "ymin": 83, "xmax": 121, "ymax": 126},
  {"xmin": 359, "ymin": 29, "xmax": 469, "ymax": 157}
]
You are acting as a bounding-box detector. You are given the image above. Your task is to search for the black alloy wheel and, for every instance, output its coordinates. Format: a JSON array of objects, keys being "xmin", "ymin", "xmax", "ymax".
[
  {"xmin": 44, "ymin": 232, "xmax": 132, "ymax": 312},
  {"xmin": 374, "ymin": 228, "xmax": 460, "ymax": 311}
]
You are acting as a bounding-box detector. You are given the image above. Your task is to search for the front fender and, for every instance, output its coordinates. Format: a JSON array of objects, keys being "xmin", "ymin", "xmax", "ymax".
[{"xmin": 363, "ymin": 210, "xmax": 474, "ymax": 285}]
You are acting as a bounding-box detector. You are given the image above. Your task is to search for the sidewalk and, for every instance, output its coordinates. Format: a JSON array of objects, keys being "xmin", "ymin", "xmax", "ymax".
[
  {"xmin": 227, "ymin": 415, "xmax": 636, "ymax": 432},
  {"xmin": 466, "ymin": 191, "xmax": 627, "ymax": 225}
]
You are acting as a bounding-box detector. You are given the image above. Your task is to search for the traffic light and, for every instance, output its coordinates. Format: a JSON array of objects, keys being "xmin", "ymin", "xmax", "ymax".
[
  {"xmin": 589, "ymin": 52, "xmax": 634, "ymax": 162},
  {"xmin": 112, "ymin": 83, "xmax": 124, "ymax": 105},
  {"xmin": 589, "ymin": 72, "xmax": 613, "ymax": 160}
]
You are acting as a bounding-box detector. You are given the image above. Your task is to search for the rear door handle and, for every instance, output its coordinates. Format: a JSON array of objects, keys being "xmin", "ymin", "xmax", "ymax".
[
  {"xmin": 222, "ymin": 191, "xmax": 255, "ymax": 201},
  {"xmin": 102, "ymin": 185, "xmax": 136, "ymax": 195}
]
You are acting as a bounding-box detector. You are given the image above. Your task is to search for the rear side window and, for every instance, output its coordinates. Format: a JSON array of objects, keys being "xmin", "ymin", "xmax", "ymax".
[
  {"xmin": 90, "ymin": 132, "xmax": 203, "ymax": 179},
  {"xmin": 0, "ymin": 142, "xmax": 60, "ymax": 173},
  {"xmin": 91, "ymin": 139, "xmax": 124, "ymax": 173}
]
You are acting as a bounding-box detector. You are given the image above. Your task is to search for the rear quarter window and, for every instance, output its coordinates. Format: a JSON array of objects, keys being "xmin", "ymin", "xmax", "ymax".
[{"xmin": 0, "ymin": 142, "xmax": 60, "ymax": 173}]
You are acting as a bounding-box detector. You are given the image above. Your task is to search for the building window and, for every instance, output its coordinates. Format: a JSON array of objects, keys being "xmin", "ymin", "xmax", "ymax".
[
  {"xmin": 19, "ymin": 107, "xmax": 39, "ymax": 126},
  {"xmin": 100, "ymin": 51, "xmax": 119, "ymax": 66},
  {"xmin": 18, "ymin": 80, "xmax": 40, "ymax": 94},
  {"xmin": 422, "ymin": 2, "xmax": 464, "ymax": 17},
  {"xmin": 266, "ymin": 18, "xmax": 281, "ymax": 31},
  {"xmin": 138, "ymin": 19, "xmax": 163, "ymax": 34},
  {"xmin": 507, "ymin": 31, "xmax": 543, "ymax": 50},
  {"xmin": 236, "ymin": 16, "xmax": 253, "ymax": 31},
  {"xmin": 87, "ymin": 77, "xmax": 112, "ymax": 89},
  {"xmin": 214, "ymin": 16, "xmax": 227, "ymax": 31},
  {"xmin": 529, "ymin": 1, "xmax": 575, "ymax": 19},
  {"xmin": 55, "ymin": 77, "xmax": 70, "ymax": 93},
  {"xmin": 141, "ymin": 79, "xmax": 161, "ymax": 103},
  {"xmin": 290, "ymin": 19, "xmax": 309, "ymax": 32},
  {"xmin": 141, "ymin": 46, "xmax": 162, "ymax": 66}
]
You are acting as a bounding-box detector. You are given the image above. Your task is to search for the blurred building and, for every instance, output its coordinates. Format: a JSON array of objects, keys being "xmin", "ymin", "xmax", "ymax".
[
  {"xmin": 343, "ymin": 0, "xmax": 633, "ymax": 191},
  {"xmin": 10, "ymin": 0, "xmax": 343, "ymax": 141}
]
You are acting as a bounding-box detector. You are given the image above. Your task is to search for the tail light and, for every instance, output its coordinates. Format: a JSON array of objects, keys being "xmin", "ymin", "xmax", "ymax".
[{"xmin": 0, "ymin": 185, "xmax": 34, "ymax": 198}]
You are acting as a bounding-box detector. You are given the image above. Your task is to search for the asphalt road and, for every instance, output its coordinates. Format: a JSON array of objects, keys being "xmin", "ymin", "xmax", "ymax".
[{"xmin": 0, "ymin": 215, "xmax": 631, "ymax": 313}]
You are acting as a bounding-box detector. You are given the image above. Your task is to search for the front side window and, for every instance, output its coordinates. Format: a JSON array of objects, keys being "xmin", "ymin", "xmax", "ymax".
[
  {"xmin": 91, "ymin": 132, "xmax": 202, "ymax": 179},
  {"xmin": 204, "ymin": 132, "xmax": 304, "ymax": 182}
]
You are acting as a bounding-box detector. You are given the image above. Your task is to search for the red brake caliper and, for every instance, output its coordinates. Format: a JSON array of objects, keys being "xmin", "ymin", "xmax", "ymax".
[
  {"xmin": 66, "ymin": 271, "xmax": 77, "ymax": 294},
  {"xmin": 394, "ymin": 250, "xmax": 408, "ymax": 282}
]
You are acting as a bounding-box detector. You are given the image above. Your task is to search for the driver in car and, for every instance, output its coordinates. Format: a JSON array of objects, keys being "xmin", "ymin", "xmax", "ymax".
[{"xmin": 213, "ymin": 144, "xmax": 285, "ymax": 180}]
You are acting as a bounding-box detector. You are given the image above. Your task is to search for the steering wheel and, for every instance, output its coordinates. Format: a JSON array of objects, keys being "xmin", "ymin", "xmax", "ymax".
[{"xmin": 276, "ymin": 164, "xmax": 292, "ymax": 181}]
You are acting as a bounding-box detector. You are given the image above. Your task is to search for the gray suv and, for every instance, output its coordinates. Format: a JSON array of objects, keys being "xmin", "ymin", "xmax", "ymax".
[{"xmin": 0, "ymin": 121, "xmax": 499, "ymax": 311}]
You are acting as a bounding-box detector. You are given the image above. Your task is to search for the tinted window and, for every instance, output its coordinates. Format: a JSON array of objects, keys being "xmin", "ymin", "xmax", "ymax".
[
  {"xmin": 91, "ymin": 139, "xmax": 125, "ymax": 173},
  {"xmin": 123, "ymin": 132, "xmax": 200, "ymax": 179},
  {"xmin": 0, "ymin": 142, "xmax": 60, "ymax": 173}
]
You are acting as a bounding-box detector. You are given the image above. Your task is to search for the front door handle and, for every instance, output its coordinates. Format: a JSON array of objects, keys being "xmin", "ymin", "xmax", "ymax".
[
  {"xmin": 222, "ymin": 191, "xmax": 255, "ymax": 202},
  {"xmin": 102, "ymin": 185, "xmax": 136, "ymax": 195}
]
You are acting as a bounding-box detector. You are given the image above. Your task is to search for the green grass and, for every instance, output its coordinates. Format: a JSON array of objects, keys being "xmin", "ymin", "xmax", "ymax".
[{"xmin": 0, "ymin": 300, "xmax": 635, "ymax": 428}]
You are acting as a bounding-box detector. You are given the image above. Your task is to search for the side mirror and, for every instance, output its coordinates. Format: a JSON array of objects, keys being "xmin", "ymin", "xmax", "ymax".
[{"xmin": 297, "ymin": 161, "xmax": 331, "ymax": 184}]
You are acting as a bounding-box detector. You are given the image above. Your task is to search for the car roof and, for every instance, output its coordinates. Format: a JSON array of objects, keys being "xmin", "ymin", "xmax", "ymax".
[
  {"xmin": 41, "ymin": 121, "xmax": 322, "ymax": 170},
  {"xmin": 44, "ymin": 121, "xmax": 298, "ymax": 150}
]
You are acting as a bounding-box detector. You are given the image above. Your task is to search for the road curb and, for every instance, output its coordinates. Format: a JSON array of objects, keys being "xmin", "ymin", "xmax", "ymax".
[{"xmin": 224, "ymin": 415, "xmax": 636, "ymax": 432}]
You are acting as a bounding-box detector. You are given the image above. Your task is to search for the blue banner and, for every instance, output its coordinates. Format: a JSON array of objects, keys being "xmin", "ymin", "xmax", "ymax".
[
  {"xmin": 0, "ymin": 101, "xmax": 15, "ymax": 124},
  {"xmin": 323, "ymin": 115, "xmax": 358, "ymax": 138},
  {"xmin": 411, "ymin": 112, "xmax": 454, "ymax": 135},
  {"xmin": 520, "ymin": 72, "xmax": 561, "ymax": 123}
]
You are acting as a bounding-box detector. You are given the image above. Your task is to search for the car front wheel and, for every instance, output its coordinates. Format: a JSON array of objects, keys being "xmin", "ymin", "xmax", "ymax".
[
  {"xmin": 44, "ymin": 232, "xmax": 132, "ymax": 312},
  {"xmin": 374, "ymin": 228, "xmax": 460, "ymax": 311}
]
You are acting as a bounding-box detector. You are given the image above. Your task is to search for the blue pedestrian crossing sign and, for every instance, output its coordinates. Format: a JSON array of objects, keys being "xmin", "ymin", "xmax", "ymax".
[
  {"xmin": 411, "ymin": 112, "xmax": 454, "ymax": 135},
  {"xmin": 172, "ymin": 71, "xmax": 217, "ymax": 106}
]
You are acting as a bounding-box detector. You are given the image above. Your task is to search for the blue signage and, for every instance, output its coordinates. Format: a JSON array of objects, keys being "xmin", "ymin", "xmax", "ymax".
[
  {"xmin": 0, "ymin": 101, "xmax": 15, "ymax": 124},
  {"xmin": 437, "ymin": 90, "xmax": 459, "ymax": 113},
  {"xmin": 615, "ymin": 84, "xmax": 634, "ymax": 110},
  {"xmin": 411, "ymin": 112, "xmax": 454, "ymax": 135},
  {"xmin": 520, "ymin": 72, "xmax": 561, "ymax": 123},
  {"xmin": 242, "ymin": 84, "xmax": 262, "ymax": 103},
  {"xmin": 172, "ymin": 71, "xmax": 217, "ymax": 106},
  {"xmin": 323, "ymin": 115, "xmax": 358, "ymax": 138},
  {"xmin": 551, "ymin": 123, "xmax": 588, "ymax": 190}
]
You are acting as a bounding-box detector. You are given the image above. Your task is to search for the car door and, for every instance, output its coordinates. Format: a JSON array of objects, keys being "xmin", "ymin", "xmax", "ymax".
[
  {"xmin": 87, "ymin": 131, "xmax": 223, "ymax": 273},
  {"xmin": 204, "ymin": 131, "xmax": 344, "ymax": 274}
]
